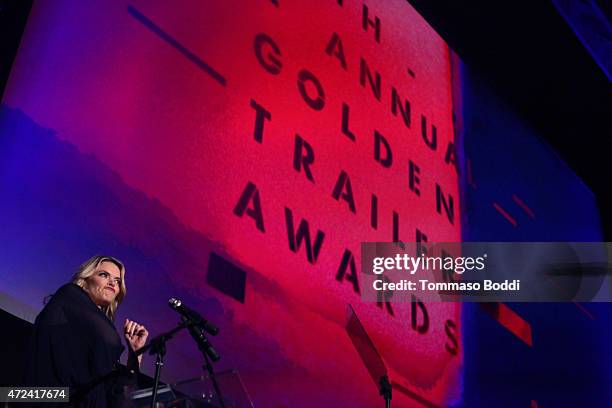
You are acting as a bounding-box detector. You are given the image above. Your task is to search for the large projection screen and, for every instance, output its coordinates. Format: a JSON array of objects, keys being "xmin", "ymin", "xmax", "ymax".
[{"xmin": 1, "ymin": 1, "xmax": 462, "ymax": 406}]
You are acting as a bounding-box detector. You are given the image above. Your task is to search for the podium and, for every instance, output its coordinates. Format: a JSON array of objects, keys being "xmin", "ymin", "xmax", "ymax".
[
  {"xmin": 171, "ymin": 369, "xmax": 254, "ymax": 408},
  {"xmin": 129, "ymin": 385, "xmax": 177, "ymax": 407}
]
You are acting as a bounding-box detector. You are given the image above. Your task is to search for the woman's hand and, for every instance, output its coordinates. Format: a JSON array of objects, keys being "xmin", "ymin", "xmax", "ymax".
[
  {"xmin": 124, "ymin": 318, "xmax": 148, "ymax": 367},
  {"xmin": 124, "ymin": 318, "xmax": 148, "ymax": 351}
]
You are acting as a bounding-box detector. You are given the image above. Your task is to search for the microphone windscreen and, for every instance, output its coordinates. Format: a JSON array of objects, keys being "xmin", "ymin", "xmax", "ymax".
[{"xmin": 168, "ymin": 298, "xmax": 182, "ymax": 308}]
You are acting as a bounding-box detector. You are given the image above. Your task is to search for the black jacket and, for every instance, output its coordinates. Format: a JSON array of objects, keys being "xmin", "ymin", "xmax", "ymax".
[{"xmin": 24, "ymin": 283, "xmax": 133, "ymax": 407}]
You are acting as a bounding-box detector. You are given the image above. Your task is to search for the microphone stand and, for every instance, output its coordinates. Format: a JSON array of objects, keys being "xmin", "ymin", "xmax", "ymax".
[
  {"xmin": 379, "ymin": 375, "xmax": 392, "ymax": 408},
  {"xmin": 184, "ymin": 317, "xmax": 226, "ymax": 408},
  {"xmin": 203, "ymin": 352, "xmax": 225, "ymax": 408},
  {"xmin": 135, "ymin": 320, "xmax": 191, "ymax": 408},
  {"xmin": 136, "ymin": 313, "xmax": 223, "ymax": 407}
]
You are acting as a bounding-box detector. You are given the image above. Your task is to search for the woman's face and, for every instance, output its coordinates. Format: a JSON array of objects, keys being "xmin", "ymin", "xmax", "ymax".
[{"xmin": 83, "ymin": 261, "xmax": 122, "ymax": 307}]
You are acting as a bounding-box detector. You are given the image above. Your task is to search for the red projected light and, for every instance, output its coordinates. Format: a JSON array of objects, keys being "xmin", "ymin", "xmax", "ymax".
[{"xmin": 3, "ymin": 0, "xmax": 462, "ymax": 405}]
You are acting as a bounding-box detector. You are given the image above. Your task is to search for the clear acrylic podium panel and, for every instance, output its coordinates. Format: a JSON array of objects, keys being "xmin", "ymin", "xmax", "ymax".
[{"xmin": 172, "ymin": 369, "xmax": 254, "ymax": 408}]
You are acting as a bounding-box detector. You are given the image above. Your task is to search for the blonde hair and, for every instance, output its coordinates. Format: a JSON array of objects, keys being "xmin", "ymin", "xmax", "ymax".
[{"xmin": 71, "ymin": 255, "xmax": 126, "ymax": 320}]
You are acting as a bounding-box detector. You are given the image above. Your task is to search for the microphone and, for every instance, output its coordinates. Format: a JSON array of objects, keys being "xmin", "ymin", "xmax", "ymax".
[
  {"xmin": 168, "ymin": 298, "xmax": 219, "ymax": 336},
  {"xmin": 186, "ymin": 319, "xmax": 220, "ymax": 362}
]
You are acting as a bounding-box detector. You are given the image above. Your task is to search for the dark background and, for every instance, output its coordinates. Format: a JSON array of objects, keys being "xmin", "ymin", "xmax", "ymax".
[{"xmin": 406, "ymin": 0, "xmax": 611, "ymax": 239}]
